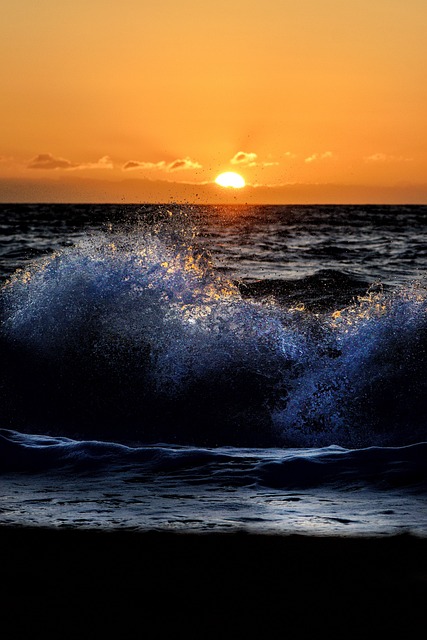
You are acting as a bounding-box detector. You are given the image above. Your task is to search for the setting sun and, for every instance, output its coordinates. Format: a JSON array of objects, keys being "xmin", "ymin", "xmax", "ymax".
[{"xmin": 215, "ymin": 172, "xmax": 246, "ymax": 189}]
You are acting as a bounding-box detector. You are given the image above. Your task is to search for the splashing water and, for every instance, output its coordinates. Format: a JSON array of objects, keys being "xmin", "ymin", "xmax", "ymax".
[
  {"xmin": 274, "ymin": 283, "xmax": 427, "ymax": 446},
  {"xmin": 1, "ymin": 220, "xmax": 427, "ymax": 448}
]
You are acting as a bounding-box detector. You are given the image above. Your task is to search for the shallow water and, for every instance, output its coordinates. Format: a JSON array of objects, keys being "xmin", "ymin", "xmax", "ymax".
[{"xmin": 2, "ymin": 471, "xmax": 426, "ymax": 536}]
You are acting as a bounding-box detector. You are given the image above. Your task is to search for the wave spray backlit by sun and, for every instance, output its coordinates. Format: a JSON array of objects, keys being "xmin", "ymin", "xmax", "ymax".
[{"xmin": 1, "ymin": 212, "xmax": 427, "ymax": 449}]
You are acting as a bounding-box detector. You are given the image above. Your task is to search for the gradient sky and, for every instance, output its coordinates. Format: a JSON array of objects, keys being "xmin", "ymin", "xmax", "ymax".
[{"xmin": 1, "ymin": 0, "xmax": 426, "ymax": 203}]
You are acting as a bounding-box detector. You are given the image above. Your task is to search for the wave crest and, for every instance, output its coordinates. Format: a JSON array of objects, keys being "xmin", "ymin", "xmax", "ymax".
[{"xmin": 1, "ymin": 223, "xmax": 426, "ymax": 448}]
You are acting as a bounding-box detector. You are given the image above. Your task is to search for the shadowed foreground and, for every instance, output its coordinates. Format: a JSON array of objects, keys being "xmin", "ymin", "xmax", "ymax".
[{"xmin": 2, "ymin": 527, "xmax": 426, "ymax": 636}]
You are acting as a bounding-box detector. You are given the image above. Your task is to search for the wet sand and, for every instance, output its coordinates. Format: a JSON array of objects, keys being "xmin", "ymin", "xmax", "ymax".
[{"xmin": 2, "ymin": 526, "xmax": 426, "ymax": 635}]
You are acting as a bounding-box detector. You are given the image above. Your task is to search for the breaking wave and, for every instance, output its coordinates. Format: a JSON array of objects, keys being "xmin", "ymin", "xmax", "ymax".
[{"xmin": 1, "ymin": 221, "xmax": 426, "ymax": 448}]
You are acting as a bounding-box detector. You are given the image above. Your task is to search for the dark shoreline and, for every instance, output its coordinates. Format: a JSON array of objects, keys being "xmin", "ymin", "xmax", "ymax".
[{"xmin": 3, "ymin": 525, "xmax": 426, "ymax": 634}]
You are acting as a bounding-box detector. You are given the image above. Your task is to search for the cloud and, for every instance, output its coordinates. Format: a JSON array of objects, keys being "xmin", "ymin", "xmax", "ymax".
[
  {"xmin": 80, "ymin": 155, "xmax": 114, "ymax": 170},
  {"xmin": 304, "ymin": 151, "xmax": 333, "ymax": 163},
  {"xmin": 167, "ymin": 157, "xmax": 202, "ymax": 172},
  {"xmin": 123, "ymin": 160, "xmax": 166, "ymax": 171},
  {"xmin": 230, "ymin": 151, "xmax": 258, "ymax": 166},
  {"xmin": 122, "ymin": 156, "xmax": 202, "ymax": 172},
  {"xmin": 28, "ymin": 153, "xmax": 114, "ymax": 170},
  {"xmin": 28, "ymin": 153, "xmax": 78, "ymax": 170},
  {"xmin": 230, "ymin": 151, "xmax": 279, "ymax": 168},
  {"xmin": 364, "ymin": 153, "xmax": 413, "ymax": 163}
]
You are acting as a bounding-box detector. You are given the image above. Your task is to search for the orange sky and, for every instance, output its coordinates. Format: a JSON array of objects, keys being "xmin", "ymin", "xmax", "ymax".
[{"xmin": 1, "ymin": 0, "xmax": 426, "ymax": 203}]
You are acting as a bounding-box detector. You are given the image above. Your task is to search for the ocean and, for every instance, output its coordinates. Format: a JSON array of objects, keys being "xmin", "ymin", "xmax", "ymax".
[{"xmin": 1, "ymin": 203, "xmax": 426, "ymax": 537}]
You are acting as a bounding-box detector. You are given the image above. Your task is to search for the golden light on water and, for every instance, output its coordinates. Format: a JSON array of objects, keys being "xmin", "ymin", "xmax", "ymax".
[{"xmin": 215, "ymin": 172, "xmax": 246, "ymax": 189}]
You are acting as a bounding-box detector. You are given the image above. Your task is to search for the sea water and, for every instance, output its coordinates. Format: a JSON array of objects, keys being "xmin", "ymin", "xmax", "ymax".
[{"xmin": 0, "ymin": 203, "xmax": 426, "ymax": 535}]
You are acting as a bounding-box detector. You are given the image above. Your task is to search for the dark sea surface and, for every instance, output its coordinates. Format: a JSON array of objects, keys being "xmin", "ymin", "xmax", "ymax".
[{"xmin": 1, "ymin": 203, "xmax": 427, "ymax": 536}]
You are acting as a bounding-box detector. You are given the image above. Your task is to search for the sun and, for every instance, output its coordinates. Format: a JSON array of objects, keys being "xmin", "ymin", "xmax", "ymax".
[{"xmin": 215, "ymin": 171, "xmax": 245, "ymax": 188}]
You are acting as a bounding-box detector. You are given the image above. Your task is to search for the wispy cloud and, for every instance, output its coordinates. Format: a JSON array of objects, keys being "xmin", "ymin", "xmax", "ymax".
[
  {"xmin": 123, "ymin": 160, "xmax": 166, "ymax": 171},
  {"xmin": 27, "ymin": 153, "xmax": 114, "ymax": 170},
  {"xmin": 231, "ymin": 151, "xmax": 258, "ymax": 166},
  {"xmin": 364, "ymin": 153, "xmax": 413, "ymax": 163},
  {"xmin": 230, "ymin": 151, "xmax": 279, "ymax": 168},
  {"xmin": 167, "ymin": 157, "xmax": 202, "ymax": 171},
  {"xmin": 80, "ymin": 156, "xmax": 114, "ymax": 170},
  {"xmin": 122, "ymin": 156, "xmax": 202, "ymax": 172},
  {"xmin": 304, "ymin": 151, "xmax": 333, "ymax": 163},
  {"xmin": 28, "ymin": 153, "xmax": 77, "ymax": 170}
]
